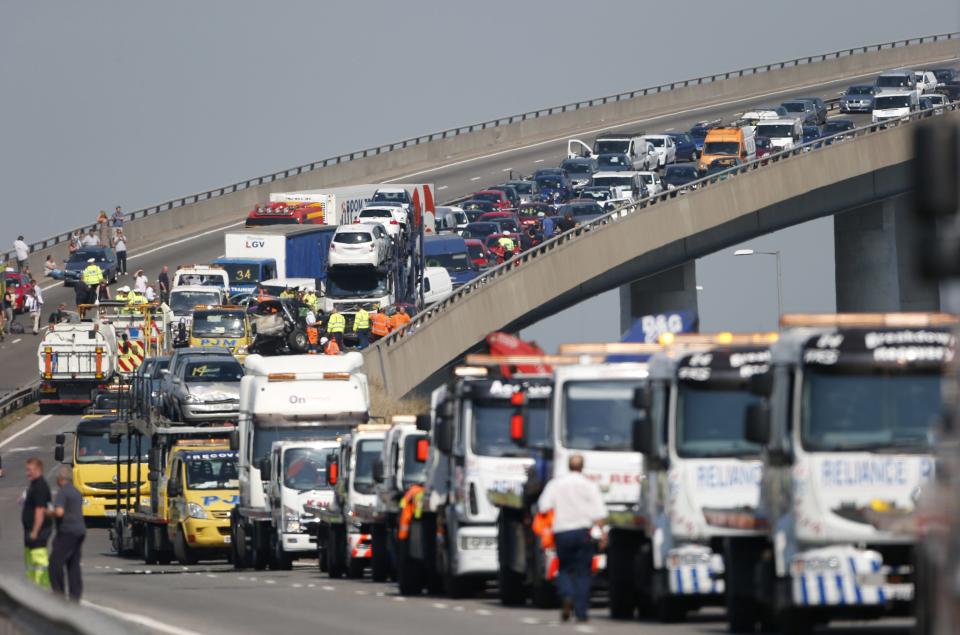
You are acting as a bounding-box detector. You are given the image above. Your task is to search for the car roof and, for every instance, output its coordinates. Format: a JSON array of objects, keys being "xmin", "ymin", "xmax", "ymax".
[
  {"xmin": 475, "ymin": 189, "xmax": 504, "ymax": 195},
  {"xmin": 593, "ymin": 170, "xmax": 639, "ymax": 178},
  {"xmin": 334, "ymin": 224, "xmax": 376, "ymax": 234},
  {"xmin": 375, "ymin": 186, "xmax": 406, "ymax": 192},
  {"xmin": 172, "ymin": 285, "xmax": 224, "ymax": 293},
  {"xmin": 756, "ymin": 118, "xmax": 800, "ymax": 125}
]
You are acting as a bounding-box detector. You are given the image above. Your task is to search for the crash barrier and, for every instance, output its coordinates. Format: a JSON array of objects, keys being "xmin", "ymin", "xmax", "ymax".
[
  {"xmin": 0, "ymin": 382, "xmax": 39, "ymax": 419},
  {"xmin": 369, "ymin": 104, "xmax": 960, "ymax": 397},
  {"xmin": 0, "ymin": 574, "xmax": 128, "ymax": 635},
  {"xmin": 5, "ymin": 32, "xmax": 957, "ymax": 264}
]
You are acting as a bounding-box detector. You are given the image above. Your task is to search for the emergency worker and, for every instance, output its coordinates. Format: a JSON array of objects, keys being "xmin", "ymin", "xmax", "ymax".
[
  {"xmin": 353, "ymin": 305, "xmax": 370, "ymax": 350},
  {"xmin": 81, "ymin": 259, "xmax": 103, "ymax": 305},
  {"xmin": 326, "ymin": 308, "xmax": 345, "ymax": 349}
]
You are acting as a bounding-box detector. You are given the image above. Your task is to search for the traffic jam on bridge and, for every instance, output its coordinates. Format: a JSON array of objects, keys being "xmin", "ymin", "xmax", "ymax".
[{"xmin": 5, "ymin": 54, "xmax": 960, "ymax": 635}]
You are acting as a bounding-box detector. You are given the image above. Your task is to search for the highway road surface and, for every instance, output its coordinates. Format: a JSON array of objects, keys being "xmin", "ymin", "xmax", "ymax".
[
  {"xmin": 0, "ymin": 65, "xmax": 911, "ymax": 398},
  {"xmin": 0, "ymin": 413, "xmax": 916, "ymax": 634}
]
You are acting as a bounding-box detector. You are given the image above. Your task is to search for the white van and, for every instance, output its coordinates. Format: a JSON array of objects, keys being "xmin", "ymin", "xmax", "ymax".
[
  {"xmin": 755, "ymin": 118, "xmax": 803, "ymax": 150},
  {"xmin": 872, "ymin": 91, "xmax": 918, "ymax": 123},
  {"xmin": 567, "ymin": 130, "xmax": 658, "ymax": 171},
  {"xmin": 420, "ymin": 267, "xmax": 453, "ymax": 306}
]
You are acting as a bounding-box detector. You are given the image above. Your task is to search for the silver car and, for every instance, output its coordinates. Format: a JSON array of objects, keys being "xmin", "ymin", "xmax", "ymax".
[
  {"xmin": 164, "ymin": 353, "xmax": 243, "ymax": 423},
  {"xmin": 839, "ymin": 84, "xmax": 875, "ymax": 113}
]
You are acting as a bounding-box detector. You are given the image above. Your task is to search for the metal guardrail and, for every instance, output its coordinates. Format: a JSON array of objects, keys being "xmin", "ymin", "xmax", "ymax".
[
  {"xmin": 0, "ymin": 574, "xmax": 129, "ymax": 635},
  {"xmin": 0, "ymin": 382, "xmax": 39, "ymax": 418},
  {"xmin": 5, "ymin": 32, "xmax": 957, "ymax": 264},
  {"xmin": 373, "ymin": 103, "xmax": 958, "ymax": 356}
]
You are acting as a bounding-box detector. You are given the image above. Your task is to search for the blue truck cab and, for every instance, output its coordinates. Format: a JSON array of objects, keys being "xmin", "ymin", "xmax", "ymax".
[
  {"xmin": 211, "ymin": 257, "xmax": 278, "ymax": 297},
  {"xmin": 423, "ymin": 235, "xmax": 479, "ymax": 289}
]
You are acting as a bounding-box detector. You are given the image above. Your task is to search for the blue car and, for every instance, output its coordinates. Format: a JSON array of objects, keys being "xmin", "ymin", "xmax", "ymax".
[
  {"xmin": 802, "ymin": 125, "xmax": 822, "ymax": 145},
  {"xmin": 665, "ymin": 132, "xmax": 699, "ymax": 162},
  {"xmin": 688, "ymin": 121, "xmax": 719, "ymax": 152},
  {"xmin": 63, "ymin": 247, "xmax": 118, "ymax": 287},
  {"xmin": 423, "ymin": 235, "xmax": 479, "ymax": 288},
  {"xmin": 534, "ymin": 172, "xmax": 574, "ymax": 203}
]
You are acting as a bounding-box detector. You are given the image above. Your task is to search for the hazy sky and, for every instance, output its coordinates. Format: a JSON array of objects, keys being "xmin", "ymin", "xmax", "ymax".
[{"xmin": 3, "ymin": 1, "xmax": 958, "ymax": 348}]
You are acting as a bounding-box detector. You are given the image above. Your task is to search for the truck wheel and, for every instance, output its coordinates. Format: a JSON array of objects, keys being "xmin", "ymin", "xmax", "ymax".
[
  {"xmin": 175, "ymin": 528, "xmax": 197, "ymax": 565},
  {"xmin": 370, "ymin": 526, "xmax": 389, "ymax": 582},
  {"xmin": 250, "ymin": 525, "xmax": 268, "ymax": 570},
  {"xmin": 396, "ymin": 537, "xmax": 424, "ymax": 596},
  {"xmin": 288, "ymin": 330, "xmax": 308, "ymax": 354},
  {"xmin": 231, "ymin": 512, "xmax": 247, "ymax": 570},
  {"xmin": 498, "ymin": 566, "xmax": 526, "ymax": 606},
  {"xmin": 347, "ymin": 558, "xmax": 365, "ymax": 579},
  {"xmin": 326, "ymin": 526, "xmax": 345, "ymax": 579},
  {"xmin": 607, "ymin": 529, "xmax": 639, "ymax": 620},
  {"xmin": 270, "ymin": 533, "xmax": 292, "ymax": 571},
  {"xmin": 779, "ymin": 610, "xmax": 814, "ymax": 635},
  {"xmin": 143, "ymin": 527, "xmax": 158, "ymax": 565},
  {"xmin": 530, "ymin": 535, "xmax": 558, "ymax": 609},
  {"xmin": 656, "ymin": 592, "xmax": 687, "ymax": 623},
  {"xmin": 497, "ymin": 514, "xmax": 526, "ymax": 606},
  {"xmin": 725, "ymin": 540, "xmax": 760, "ymax": 633}
]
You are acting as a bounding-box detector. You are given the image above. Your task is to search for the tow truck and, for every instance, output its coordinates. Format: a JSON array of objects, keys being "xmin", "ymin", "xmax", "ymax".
[
  {"xmin": 487, "ymin": 343, "xmax": 651, "ymax": 611},
  {"xmin": 395, "ymin": 359, "xmax": 553, "ymax": 598},
  {"xmin": 738, "ymin": 313, "xmax": 953, "ymax": 634},
  {"xmin": 230, "ymin": 353, "xmax": 370, "ymax": 570},
  {"xmin": 367, "ymin": 416, "xmax": 430, "ymax": 582},
  {"xmin": 633, "ymin": 333, "xmax": 776, "ymax": 625},
  {"xmin": 188, "ymin": 305, "xmax": 252, "ymax": 361},
  {"xmin": 312, "ymin": 424, "xmax": 390, "ymax": 578},
  {"xmin": 171, "ymin": 264, "xmax": 230, "ymax": 291}
]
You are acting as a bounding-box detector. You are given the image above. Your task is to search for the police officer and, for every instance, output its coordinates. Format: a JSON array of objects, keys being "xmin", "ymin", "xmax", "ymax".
[
  {"xmin": 81, "ymin": 259, "xmax": 103, "ymax": 305},
  {"xmin": 326, "ymin": 308, "xmax": 345, "ymax": 349},
  {"xmin": 353, "ymin": 304, "xmax": 371, "ymax": 350}
]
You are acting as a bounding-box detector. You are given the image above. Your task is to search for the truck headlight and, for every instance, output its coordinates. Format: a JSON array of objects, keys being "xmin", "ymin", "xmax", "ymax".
[
  {"xmin": 236, "ymin": 344, "xmax": 248, "ymax": 354},
  {"xmin": 187, "ymin": 502, "xmax": 209, "ymax": 519},
  {"xmin": 283, "ymin": 506, "xmax": 301, "ymax": 533}
]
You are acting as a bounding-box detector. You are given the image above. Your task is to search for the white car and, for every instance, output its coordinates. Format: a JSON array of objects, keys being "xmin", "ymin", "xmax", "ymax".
[
  {"xmin": 357, "ymin": 206, "xmax": 404, "ymax": 238},
  {"xmin": 636, "ymin": 171, "xmax": 664, "ymax": 195},
  {"xmin": 640, "ymin": 135, "xmax": 676, "ymax": 168},
  {"xmin": 914, "ymin": 70, "xmax": 939, "ymax": 94},
  {"xmin": 371, "ymin": 186, "xmax": 412, "ymax": 210},
  {"xmin": 328, "ymin": 224, "xmax": 392, "ymax": 270}
]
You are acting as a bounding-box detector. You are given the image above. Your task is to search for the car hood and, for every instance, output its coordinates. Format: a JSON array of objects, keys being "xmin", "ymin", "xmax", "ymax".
[
  {"xmin": 449, "ymin": 269, "xmax": 480, "ymax": 286},
  {"xmin": 185, "ymin": 382, "xmax": 240, "ymax": 401}
]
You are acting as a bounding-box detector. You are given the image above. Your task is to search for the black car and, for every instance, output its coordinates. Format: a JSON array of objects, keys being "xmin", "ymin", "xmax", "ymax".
[
  {"xmin": 929, "ymin": 68, "xmax": 959, "ymax": 85},
  {"xmin": 559, "ymin": 200, "xmax": 606, "ymax": 223},
  {"xmin": 822, "ymin": 119, "xmax": 856, "ymax": 143},
  {"xmin": 505, "ymin": 179, "xmax": 540, "ymax": 202},
  {"xmin": 662, "ymin": 164, "xmax": 701, "ymax": 190},
  {"xmin": 460, "ymin": 222, "xmax": 501, "ymax": 240},
  {"xmin": 249, "ymin": 298, "xmax": 310, "ymax": 355},
  {"xmin": 63, "ymin": 247, "xmax": 118, "ymax": 287},
  {"xmin": 937, "ymin": 84, "xmax": 960, "ymax": 102}
]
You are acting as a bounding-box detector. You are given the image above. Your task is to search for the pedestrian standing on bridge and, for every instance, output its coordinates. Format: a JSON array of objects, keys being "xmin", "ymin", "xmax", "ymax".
[
  {"xmin": 536, "ymin": 453, "xmax": 606, "ymax": 623},
  {"xmin": 96, "ymin": 211, "xmax": 109, "ymax": 246},
  {"xmin": 21, "ymin": 457, "xmax": 52, "ymax": 589},
  {"xmin": 111, "ymin": 206, "xmax": 124, "ymax": 228},
  {"xmin": 112, "ymin": 229, "xmax": 127, "ymax": 275},
  {"xmin": 13, "ymin": 236, "xmax": 29, "ymax": 273},
  {"xmin": 542, "ymin": 215, "xmax": 555, "ymax": 239},
  {"xmin": 47, "ymin": 465, "xmax": 86, "ymax": 602},
  {"xmin": 157, "ymin": 266, "xmax": 170, "ymax": 304}
]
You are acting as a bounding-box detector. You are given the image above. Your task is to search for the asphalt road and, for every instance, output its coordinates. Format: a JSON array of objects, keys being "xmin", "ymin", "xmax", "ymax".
[
  {"xmin": 0, "ymin": 413, "xmax": 917, "ymax": 635},
  {"xmin": 0, "ymin": 62, "xmax": 924, "ymax": 398}
]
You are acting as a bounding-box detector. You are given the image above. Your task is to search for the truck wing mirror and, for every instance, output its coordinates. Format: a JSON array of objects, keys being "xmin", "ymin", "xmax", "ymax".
[
  {"xmin": 55, "ymin": 433, "xmax": 66, "ymax": 445},
  {"xmin": 415, "ymin": 438, "xmax": 429, "ymax": 463},
  {"xmin": 372, "ymin": 458, "xmax": 384, "ymax": 484},
  {"xmin": 745, "ymin": 402, "xmax": 771, "ymax": 445},
  {"xmin": 229, "ymin": 430, "xmax": 239, "ymax": 452},
  {"xmin": 435, "ymin": 419, "xmax": 453, "ymax": 455},
  {"xmin": 327, "ymin": 457, "xmax": 339, "ymax": 486},
  {"xmin": 748, "ymin": 372, "xmax": 774, "ymax": 397},
  {"xmin": 148, "ymin": 448, "xmax": 161, "ymax": 472},
  {"xmin": 54, "ymin": 446, "xmax": 65, "ymax": 463},
  {"xmin": 258, "ymin": 457, "xmax": 271, "ymax": 476},
  {"xmin": 632, "ymin": 419, "xmax": 652, "ymax": 455},
  {"xmin": 632, "ymin": 386, "xmax": 651, "ymax": 410},
  {"xmin": 510, "ymin": 391, "xmax": 527, "ymax": 446},
  {"xmin": 415, "ymin": 414, "xmax": 431, "ymax": 432},
  {"xmin": 148, "ymin": 470, "xmax": 159, "ymax": 482}
]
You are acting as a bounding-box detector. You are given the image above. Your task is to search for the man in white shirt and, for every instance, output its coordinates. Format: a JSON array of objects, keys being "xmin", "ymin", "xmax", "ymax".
[
  {"xmin": 536, "ymin": 454, "xmax": 606, "ymax": 623},
  {"xmin": 13, "ymin": 236, "xmax": 29, "ymax": 273},
  {"xmin": 80, "ymin": 230, "xmax": 99, "ymax": 247},
  {"xmin": 133, "ymin": 270, "xmax": 148, "ymax": 294}
]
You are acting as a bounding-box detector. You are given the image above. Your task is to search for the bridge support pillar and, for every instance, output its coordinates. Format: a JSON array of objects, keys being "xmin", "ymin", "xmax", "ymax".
[
  {"xmin": 833, "ymin": 193, "xmax": 940, "ymax": 312},
  {"xmin": 619, "ymin": 262, "xmax": 699, "ymax": 335}
]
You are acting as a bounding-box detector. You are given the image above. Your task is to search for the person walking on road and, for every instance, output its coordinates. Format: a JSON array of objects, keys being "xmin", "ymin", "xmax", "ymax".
[
  {"xmin": 113, "ymin": 229, "xmax": 128, "ymax": 275},
  {"xmin": 157, "ymin": 266, "xmax": 170, "ymax": 304},
  {"xmin": 536, "ymin": 454, "xmax": 607, "ymax": 623},
  {"xmin": 21, "ymin": 457, "xmax": 52, "ymax": 589},
  {"xmin": 13, "ymin": 236, "xmax": 29, "ymax": 273},
  {"xmin": 47, "ymin": 465, "xmax": 86, "ymax": 601},
  {"xmin": 25, "ymin": 290, "xmax": 41, "ymax": 335}
]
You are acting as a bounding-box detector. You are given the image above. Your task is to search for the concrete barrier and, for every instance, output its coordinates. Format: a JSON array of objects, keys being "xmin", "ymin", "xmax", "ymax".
[
  {"xmin": 17, "ymin": 36, "xmax": 958, "ymax": 274},
  {"xmin": 364, "ymin": 110, "xmax": 960, "ymax": 398}
]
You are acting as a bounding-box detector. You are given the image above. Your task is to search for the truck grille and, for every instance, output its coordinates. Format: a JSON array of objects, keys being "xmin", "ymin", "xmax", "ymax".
[
  {"xmin": 85, "ymin": 481, "xmax": 142, "ymax": 490},
  {"xmin": 211, "ymin": 510, "xmax": 231, "ymax": 520}
]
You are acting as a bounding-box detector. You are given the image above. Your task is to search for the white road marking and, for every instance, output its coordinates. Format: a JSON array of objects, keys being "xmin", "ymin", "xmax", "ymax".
[
  {"xmin": 355, "ymin": 590, "xmax": 367, "ymax": 595},
  {"xmin": 475, "ymin": 609, "xmax": 492, "ymax": 616},
  {"xmin": 501, "ymin": 167, "xmax": 513, "ymax": 172},
  {"xmin": 0, "ymin": 414, "xmax": 52, "ymax": 449},
  {"xmin": 291, "ymin": 583, "xmax": 303, "ymax": 588},
  {"xmin": 265, "ymin": 579, "xmax": 276, "ymax": 584},
  {"xmin": 521, "ymin": 617, "xmax": 540, "ymax": 624},
  {"xmin": 469, "ymin": 176, "xmax": 481, "ymax": 181},
  {"xmin": 452, "ymin": 606, "xmax": 464, "ymax": 612},
  {"xmin": 432, "ymin": 602, "xmax": 448, "ymax": 609},
  {"xmin": 664, "ymin": 127, "xmax": 675, "ymax": 131},
  {"xmin": 534, "ymin": 159, "xmax": 545, "ymax": 163},
  {"xmin": 5, "ymin": 445, "xmax": 40, "ymax": 453},
  {"xmin": 322, "ymin": 585, "xmax": 336, "ymax": 591},
  {"xmin": 206, "ymin": 574, "xmax": 217, "ymax": 578},
  {"xmin": 83, "ymin": 600, "xmax": 206, "ymax": 635},
  {"xmin": 437, "ymin": 185, "xmax": 448, "ymax": 190},
  {"xmin": 11, "ymin": 338, "xmax": 20, "ymax": 344},
  {"xmin": 382, "ymin": 55, "xmax": 960, "ymax": 185},
  {"xmin": 307, "ymin": 583, "xmax": 316, "ymax": 588},
  {"xmin": 393, "ymin": 596, "xmax": 406, "ymax": 602}
]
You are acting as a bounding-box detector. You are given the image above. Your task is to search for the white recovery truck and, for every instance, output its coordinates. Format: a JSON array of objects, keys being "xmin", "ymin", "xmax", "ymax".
[
  {"xmin": 38, "ymin": 319, "xmax": 119, "ymax": 412},
  {"xmin": 230, "ymin": 352, "xmax": 370, "ymax": 571},
  {"xmin": 737, "ymin": 313, "xmax": 952, "ymax": 634},
  {"xmin": 395, "ymin": 366, "xmax": 554, "ymax": 598},
  {"xmin": 634, "ymin": 336, "xmax": 773, "ymax": 625},
  {"xmin": 312, "ymin": 424, "xmax": 389, "ymax": 578},
  {"xmin": 491, "ymin": 352, "xmax": 648, "ymax": 611},
  {"xmin": 367, "ymin": 416, "xmax": 431, "ymax": 582}
]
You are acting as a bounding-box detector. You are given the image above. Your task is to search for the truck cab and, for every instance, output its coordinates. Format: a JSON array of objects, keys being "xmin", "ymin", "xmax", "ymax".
[
  {"xmin": 741, "ymin": 314, "xmax": 950, "ymax": 634},
  {"xmin": 265, "ymin": 439, "xmax": 338, "ymax": 569},
  {"xmin": 231, "ymin": 353, "xmax": 369, "ymax": 571},
  {"xmin": 211, "ymin": 257, "xmax": 278, "ymax": 297},
  {"xmin": 188, "ymin": 305, "xmax": 251, "ymax": 361},
  {"xmin": 168, "ymin": 285, "xmax": 229, "ymax": 333},
  {"xmin": 172, "ymin": 265, "xmax": 230, "ymax": 291},
  {"xmin": 318, "ymin": 425, "xmax": 389, "ymax": 578},
  {"xmin": 54, "ymin": 415, "xmax": 151, "ymax": 525}
]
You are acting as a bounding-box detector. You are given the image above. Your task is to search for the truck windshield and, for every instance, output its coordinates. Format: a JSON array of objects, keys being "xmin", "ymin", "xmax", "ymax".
[
  {"xmin": 424, "ymin": 251, "xmax": 472, "ymax": 272},
  {"xmin": 800, "ymin": 368, "xmax": 941, "ymax": 452},
  {"xmin": 325, "ymin": 271, "xmax": 389, "ymax": 299},
  {"xmin": 219, "ymin": 263, "xmax": 261, "ymax": 284},
  {"xmin": 875, "ymin": 96, "xmax": 911, "ymax": 109},
  {"xmin": 352, "ymin": 439, "xmax": 384, "ymax": 495},
  {"xmin": 192, "ymin": 312, "xmax": 246, "ymax": 338},
  {"xmin": 757, "ymin": 125, "xmax": 794, "ymax": 138},
  {"xmin": 283, "ymin": 447, "xmax": 335, "ymax": 491},
  {"xmin": 562, "ymin": 380, "xmax": 643, "ymax": 451},
  {"xmin": 401, "ymin": 435, "xmax": 428, "ymax": 489},
  {"xmin": 594, "ymin": 139, "xmax": 629, "ymax": 154},
  {"xmin": 703, "ymin": 141, "xmax": 740, "ymax": 155},
  {"xmin": 252, "ymin": 424, "xmax": 353, "ymax": 469},
  {"xmin": 676, "ymin": 385, "xmax": 762, "ymax": 458},
  {"xmin": 170, "ymin": 291, "xmax": 222, "ymax": 314},
  {"xmin": 76, "ymin": 433, "xmax": 150, "ymax": 464},
  {"xmin": 185, "ymin": 455, "xmax": 238, "ymax": 490},
  {"xmin": 470, "ymin": 399, "xmax": 549, "ymax": 457},
  {"xmin": 877, "ymin": 76, "xmax": 909, "ymax": 88}
]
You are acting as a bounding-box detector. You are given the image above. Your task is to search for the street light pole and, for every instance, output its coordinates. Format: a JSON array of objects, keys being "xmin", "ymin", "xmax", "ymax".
[{"xmin": 733, "ymin": 248, "xmax": 783, "ymax": 322}]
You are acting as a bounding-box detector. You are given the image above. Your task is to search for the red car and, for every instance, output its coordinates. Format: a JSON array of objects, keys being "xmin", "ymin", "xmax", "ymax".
[
  {"xmin": 471, "ymin": 190, "xmax": 512, "ymax": 211},
  {"xmin": 3, "ymin": 270, "xmax": 32, "ymax": 313},
  {"xmin": 464, "ymin": 239, "xmax": 492, "ymax": 269},
  {"xmin": 517, "ymin": 203, "xmax": 554, "ymax": 229}
]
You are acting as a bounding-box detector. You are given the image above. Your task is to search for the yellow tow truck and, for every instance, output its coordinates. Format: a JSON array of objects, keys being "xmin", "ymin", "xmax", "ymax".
[{"xmin": 189, "ymin": 305, "xmax": 251, "ymax": 362}]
